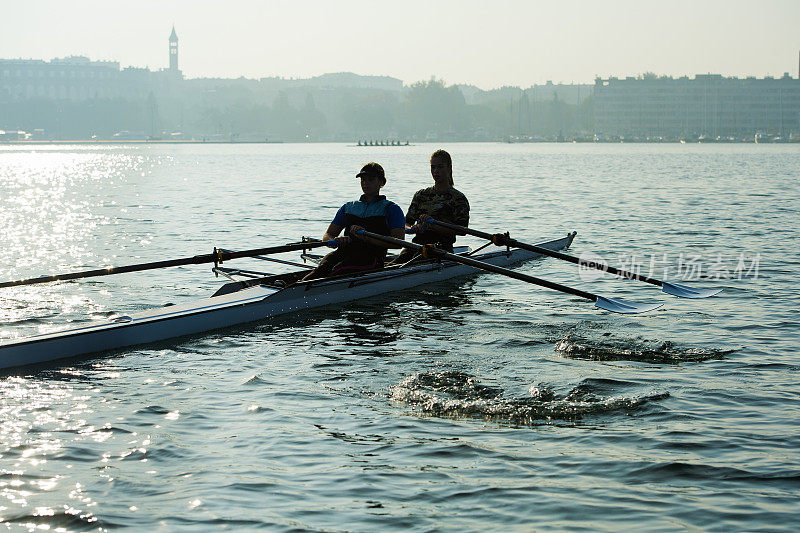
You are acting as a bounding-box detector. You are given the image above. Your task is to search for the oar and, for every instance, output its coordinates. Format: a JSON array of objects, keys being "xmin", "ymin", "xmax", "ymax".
[
  {"xmin": 356, "ymin": 230, "xmax": 661, "ymax": 314},
  {"xmin": 424, "ymin": 219, "xmax": 722, "ymax": 299},
  {"xmin": 0, "ymin": 240, "xmax": 336, "ymax": 289}
]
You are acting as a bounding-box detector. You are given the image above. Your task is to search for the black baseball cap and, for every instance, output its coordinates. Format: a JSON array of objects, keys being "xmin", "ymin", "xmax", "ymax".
[{"xmin": 356, "ymin": 162, "xmax": 385, "ymax": 183}]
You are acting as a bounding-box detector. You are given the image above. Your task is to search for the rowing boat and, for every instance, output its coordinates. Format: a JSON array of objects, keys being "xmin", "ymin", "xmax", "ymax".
[{"xmin": 0, "ymin": 232, "xmax": 576, "ymax": 370}]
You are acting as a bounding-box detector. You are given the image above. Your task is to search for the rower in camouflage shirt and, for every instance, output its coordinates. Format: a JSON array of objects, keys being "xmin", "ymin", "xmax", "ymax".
[{"xmin": 404, "ymin": 149, "xmax": 470, "ymax": 255}]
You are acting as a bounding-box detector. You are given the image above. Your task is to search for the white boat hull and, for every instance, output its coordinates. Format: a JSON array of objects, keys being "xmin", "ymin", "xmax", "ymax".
[{"xmin": 0, "ymin": 233, "xmax": 575, "ymax": 370}]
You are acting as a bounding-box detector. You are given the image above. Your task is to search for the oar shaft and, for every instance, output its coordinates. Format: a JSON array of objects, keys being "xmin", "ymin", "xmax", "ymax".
[
  {"xmin": 427, "ymin": 219, "xmax": 664, "ymax": 287},
  {"xmin": 358, "ymin": 230, "xmax": 597, "ymax": 302},
  {"xmin": 0, "ymin": 241, "xmax": 331, "ymax": 289}
]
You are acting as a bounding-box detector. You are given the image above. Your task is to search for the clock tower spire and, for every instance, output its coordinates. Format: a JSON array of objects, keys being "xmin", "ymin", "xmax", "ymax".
[{"xmin": 169, "ymin": 26, "xmax": 179, "ymax": 73}]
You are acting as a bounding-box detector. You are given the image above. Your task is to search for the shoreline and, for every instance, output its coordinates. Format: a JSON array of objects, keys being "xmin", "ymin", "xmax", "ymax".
[
  {"xmin": 0, "ymin": 139, "xmax": 284, "ymax": 145},
  {"xmin": 3, "ymin": 139, "xmax": 799, "ymax": 145}
]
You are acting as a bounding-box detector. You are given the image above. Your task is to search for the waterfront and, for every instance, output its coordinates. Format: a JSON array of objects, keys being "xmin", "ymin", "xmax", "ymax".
[{"xmin": 1, "ymin": 143, "xmax": 799, "ymax": 530}]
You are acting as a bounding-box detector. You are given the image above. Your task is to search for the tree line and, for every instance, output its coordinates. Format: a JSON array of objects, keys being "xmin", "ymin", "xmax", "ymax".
[{"xmin": 1, "ymin": 79, "xmax": 593, "ymax": 141}]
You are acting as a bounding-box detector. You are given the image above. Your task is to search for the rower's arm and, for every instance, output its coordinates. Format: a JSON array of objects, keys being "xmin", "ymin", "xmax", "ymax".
[
  {"xmin": 425, "ymin": 222, "xmax": 461, "ymax": 238},
  {"xmin": 322, "ymin": 223, "xmax": 343, "ymax": 241},
  {"xmin": 386, "ymin": 227, "xmax": 406, "ymax": 248},
  {"xmin": 411, "ymin": 213, "xmax": 466, "ymax": 237},
  {"xmin": 353, "ymin": 226, "xmax": 405, "ymax": 249}
]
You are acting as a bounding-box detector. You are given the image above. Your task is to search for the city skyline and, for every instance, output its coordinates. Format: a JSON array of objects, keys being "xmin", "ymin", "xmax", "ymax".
[{"xmin": 3, "ymin": 0, "xmax": 799, "ymax": 89}]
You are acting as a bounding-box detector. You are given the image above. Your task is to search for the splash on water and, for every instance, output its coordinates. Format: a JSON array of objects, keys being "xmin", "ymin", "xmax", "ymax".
[
  {"xmin": 554, "ymin": 335, "xmax": 736, "ymax": 364},
  {"xmin": 390, "ymin": 371, "xmax": 668, "ymax": 424}
]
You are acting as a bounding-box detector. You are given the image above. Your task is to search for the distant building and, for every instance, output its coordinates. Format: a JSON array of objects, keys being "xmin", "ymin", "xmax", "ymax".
[
  {"xmin": 532, "ymin": 81, "xmax": 593, "ymax": 105},
  {"xmin": 0, "ymin": 28, "xmax": 182, "ymax": 103},
  {"xmin": 0, "ymin": 56, "xmax": 124, "ymax": 101},
  {"xmin": 0, "ymin": 26, "xmax": 399, "ymax": 106},
  {"xmin": 263, "ymin": 72, "xmax": 403, "ymax": 92},
  {"xmin": 594, "ymin": 73, "xmax": 800, "ymax": 138}
]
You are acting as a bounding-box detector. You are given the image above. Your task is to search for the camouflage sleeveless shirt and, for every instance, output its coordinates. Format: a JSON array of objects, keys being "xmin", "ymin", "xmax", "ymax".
[{"xmin": 405, "ymin": 186, "xmax": 470, "ymax": 246}]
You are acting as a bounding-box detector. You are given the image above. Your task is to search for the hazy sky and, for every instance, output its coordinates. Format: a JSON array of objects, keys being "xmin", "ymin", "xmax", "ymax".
[{"xmin": 2, "ymin": 0, "xmax": 799, "ymax": 89}]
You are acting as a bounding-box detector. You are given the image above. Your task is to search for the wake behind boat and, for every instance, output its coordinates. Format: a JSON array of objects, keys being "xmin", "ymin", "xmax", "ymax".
[{"xmin": 0, "ymin": 232, "xmax": 576, "ymax": 370}]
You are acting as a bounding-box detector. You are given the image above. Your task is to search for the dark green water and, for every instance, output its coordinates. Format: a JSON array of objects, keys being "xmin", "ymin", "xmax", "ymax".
[{"xmin": 1, "ymin": 143, "xmax": 798, "ymax": 530}]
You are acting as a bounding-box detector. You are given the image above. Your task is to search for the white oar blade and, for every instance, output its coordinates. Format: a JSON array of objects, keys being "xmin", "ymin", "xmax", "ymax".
[
  {"xmin": 594, "ymin": 296, "xmax": 663, "ymax": 314},
  {"xmin": 661, "ymin": 281, "xmax": 723, "ymax": 299}
]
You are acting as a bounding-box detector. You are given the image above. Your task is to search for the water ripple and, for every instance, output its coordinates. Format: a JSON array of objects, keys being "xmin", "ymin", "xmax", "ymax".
[{"xmin": 1, "ymin": 144, "xmax": 799, "ymax": 531}]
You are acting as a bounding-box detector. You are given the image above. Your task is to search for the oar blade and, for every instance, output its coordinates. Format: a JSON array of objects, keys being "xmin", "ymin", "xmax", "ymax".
[
  {"xmin": 661, "ymin": 281, "xmax": 723, "ymax": 299},
  {"xmin": 594, "ymin": 295, "xmax": 663, "ymax": 314}
]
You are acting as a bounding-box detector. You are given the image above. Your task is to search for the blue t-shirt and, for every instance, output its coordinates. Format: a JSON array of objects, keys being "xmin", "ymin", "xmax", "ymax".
[{"xmin": 332, "ymin": 195, "xmax": 405, "ymax": 230}]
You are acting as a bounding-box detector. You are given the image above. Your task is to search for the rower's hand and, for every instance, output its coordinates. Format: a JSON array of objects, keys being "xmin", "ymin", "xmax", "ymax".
[
  {"xmin": 349, "ymin": 225, "xmax": 366, "ymax": 240},
  {"xmin": 412, "ymin": 214, "xmax": 431, "ymax": 233},
  {"xmin": 334, "ymin": 235, "xmax": 351, "ymax": 246}
]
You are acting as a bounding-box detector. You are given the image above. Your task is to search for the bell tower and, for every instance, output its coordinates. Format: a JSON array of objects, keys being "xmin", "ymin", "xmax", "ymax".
[{"xmin": 169, "ymin": 26, "xmax": 179, "ymax": 73}]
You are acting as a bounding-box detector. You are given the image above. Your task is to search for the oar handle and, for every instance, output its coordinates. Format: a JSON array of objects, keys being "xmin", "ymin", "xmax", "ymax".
[{"xmin": 425, "ymin": 218, "xmax": 664, "ymax": 287}]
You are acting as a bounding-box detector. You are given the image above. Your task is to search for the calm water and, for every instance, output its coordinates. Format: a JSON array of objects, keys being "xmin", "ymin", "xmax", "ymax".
[{"xmin": 0, "ymin": 143, "xmax": 799, "ymax": 531}]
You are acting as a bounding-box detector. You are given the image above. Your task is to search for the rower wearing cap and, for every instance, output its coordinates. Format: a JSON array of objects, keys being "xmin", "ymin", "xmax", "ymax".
[{"xmin": 302, "ymin": 162, "xmax": 406, "ymax": 281}]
